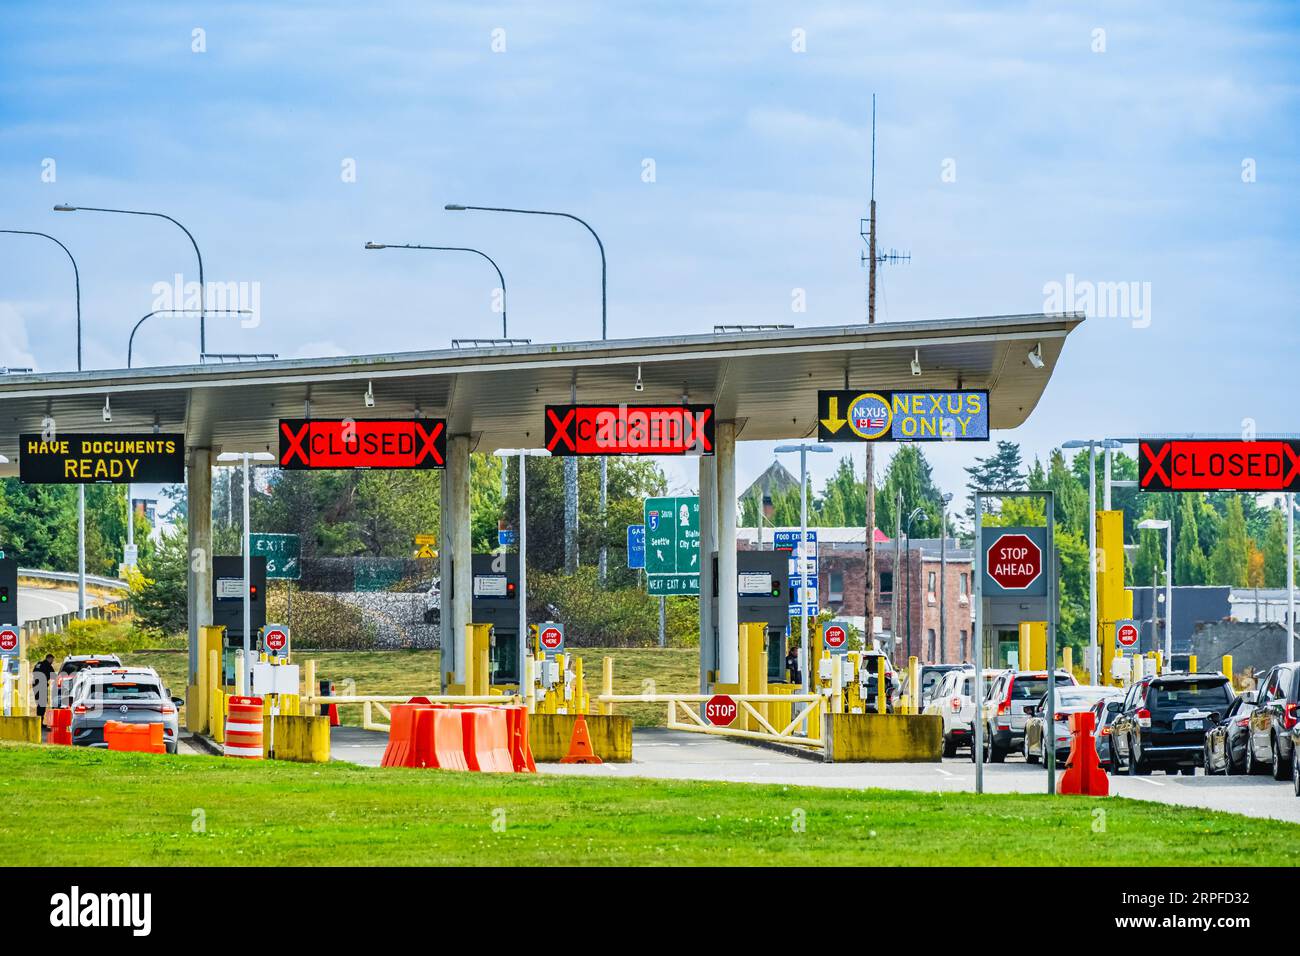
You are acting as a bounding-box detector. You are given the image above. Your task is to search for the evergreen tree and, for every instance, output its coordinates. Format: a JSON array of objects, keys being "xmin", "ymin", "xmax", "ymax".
[
  {"xmin": 878, "ymin": 446, "xmax": 943, "ymax": 538},
  {"xmin": 1174, "ymin": 493, "xmax": 1208, "ymax": 585},
  {"xmin": 1262, "ymin": 507, "xmax": 1288, "ymax": 588},
  {"xmin": 964, "ymin": 441, "xmax": 1024, "ymax": 522},
  {"xmin": 1208, "ymin": 496, "xmax": 1250, "ymax": 587}
]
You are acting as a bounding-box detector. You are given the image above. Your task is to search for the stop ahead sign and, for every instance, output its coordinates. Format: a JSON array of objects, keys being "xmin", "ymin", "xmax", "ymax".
[
  {"xmin": 1115, "ymin": 619, "xmax": 1140, "ymax": 649},
  {"xmin": 824, "ymin": 622, "xmax": 848, "ymax": 654},
  {"xmin": 705, "ymin": 694, "xmax": 738, "ymax": 727},
  {"xmin": 985, "ymin": 531, "xmax": 1044, "ymax": 592},
  {"xmin": 538, "ymin": 623, "xmax": 565, "ymax": 653},
  {"xmin": 0, "ymin": 627, "xmax": 17, "ymax": 655}
]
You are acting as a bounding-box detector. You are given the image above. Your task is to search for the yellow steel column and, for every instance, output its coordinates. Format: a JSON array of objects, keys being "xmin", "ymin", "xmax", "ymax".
[
  {"xmin": 1222, "ymin": 654, "xmax": 1234, "ymax": 687},
  {"xmin": 1096, "ymin": 510, "xmax": 1133, "ymax": 686},
  {"xmin": 1062, "ymin": 645, "xmax": 1073, "ymax": 677},
  {"xmin": 601, "ymin": 656, "xmax": 614, "ymax": 716}
]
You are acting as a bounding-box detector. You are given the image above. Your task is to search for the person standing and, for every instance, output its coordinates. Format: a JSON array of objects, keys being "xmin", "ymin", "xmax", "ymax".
[{"xmin": 32, "ymin": 654, "xmax": 55, "ymax": 720}]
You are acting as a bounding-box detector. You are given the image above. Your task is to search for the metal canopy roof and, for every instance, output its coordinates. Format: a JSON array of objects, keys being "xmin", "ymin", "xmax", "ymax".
[{"xmin": 0, "ymin": 311, "xmax": 1084, "ymax": 474}]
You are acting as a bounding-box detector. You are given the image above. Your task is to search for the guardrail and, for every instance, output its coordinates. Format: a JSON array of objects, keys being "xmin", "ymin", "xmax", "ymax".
[
  {"xmin": 20, "ymin": 597, "xmax": 134, "ymax": 639},
  {"xmin": 18, "ymin": 569, "xmax": 130, "ymax": 591}
]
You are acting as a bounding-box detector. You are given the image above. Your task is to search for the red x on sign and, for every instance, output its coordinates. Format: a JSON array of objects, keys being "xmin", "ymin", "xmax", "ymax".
[
  {"xmin": 278, "ymin": 419, "xmax": 446, "ymax": 470},
  {"xmin": 1139, "ymin": 439, "xmax": 1300, "ymax": 492},
  {"xmin": 544, "ymin": 404, "xmax": 715, "ymax": 456}
]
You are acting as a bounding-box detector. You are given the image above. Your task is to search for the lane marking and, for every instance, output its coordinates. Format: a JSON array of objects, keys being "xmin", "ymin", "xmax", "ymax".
[{"xmin": 936, "ymin": 767, "xmax": 954, "ymax": 777}]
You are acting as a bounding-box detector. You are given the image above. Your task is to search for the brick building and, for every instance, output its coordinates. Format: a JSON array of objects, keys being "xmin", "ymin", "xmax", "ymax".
[{"xmin": 738, "ymin": 527, "xmax": 975, "ymax": 665}]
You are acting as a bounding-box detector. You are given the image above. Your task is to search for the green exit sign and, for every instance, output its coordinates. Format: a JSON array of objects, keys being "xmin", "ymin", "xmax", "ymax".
[
  {"xmin": 643, "ymin": 496, "xmax": 700, "ymax": 596},
  {"xmin": 250, "ymin": 533, "xmax": 301, "ymax": 580}
]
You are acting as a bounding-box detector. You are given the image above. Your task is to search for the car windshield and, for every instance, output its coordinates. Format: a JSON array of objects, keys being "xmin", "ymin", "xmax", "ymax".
[
  {"xmin": 1011, "ymin": 676, "xmax": 1068, "ymax": 700},
  {"xmin": 89, "ymin": 680, "xmax": 162, "ymax": 701},
  {"xmin": 1056, "ymin": 689, "xmax": 1114, "ymax": 709},
  {"xmin": 1149, "ymin": 681, "xmax": 1231, "ymax": 710}
]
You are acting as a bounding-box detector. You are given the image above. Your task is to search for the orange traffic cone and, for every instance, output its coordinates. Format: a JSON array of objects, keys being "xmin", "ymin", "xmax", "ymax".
[{"xmin": 560, "ymin": 713, "xmax": 603, "ymax": 765}]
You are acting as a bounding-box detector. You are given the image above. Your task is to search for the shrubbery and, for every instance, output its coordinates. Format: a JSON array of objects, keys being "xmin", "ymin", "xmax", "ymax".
[
  {"xmin": 529, "ymin": 567, "xmax": 697, "ymax": 647},
  {"xmin": 27, "ymin": 618, "xmax": 178, "ymax": 661},
  {"xmin": 266, "ymin": 589, "xmax": 377, "ymax": 650}
]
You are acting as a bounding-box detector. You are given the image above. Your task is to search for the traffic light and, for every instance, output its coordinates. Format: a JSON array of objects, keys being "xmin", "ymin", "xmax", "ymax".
[{"xmin": 0, "ymin": 558, "xmax": 15, "ymax": 621}]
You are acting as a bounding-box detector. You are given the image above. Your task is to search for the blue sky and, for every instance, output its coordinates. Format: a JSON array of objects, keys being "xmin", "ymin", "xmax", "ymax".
[{"xmin": 2, "ymin": 1, "xmax": 1297, "ymax": 516}]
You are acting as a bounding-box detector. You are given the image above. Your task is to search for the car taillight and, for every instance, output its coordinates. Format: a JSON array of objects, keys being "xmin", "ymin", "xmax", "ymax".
[
  {"xmin": 1100, "ymin": 726, "xmax": 1111, "ymax": 736},
  {"xmin": 160, "ymin": 705, "xmax": 175, "ymax": 715},
  {"xmin": 1236, "ymin": 717, "xmax": 1250, "ymax": 728},
  {"xmin": 997, "ymin": 679, "xmax": 1013, "ymax": 715},
  {"xmin": 1137, "ymin": 708, "xmax": 1151, "ymax": 728},
  {"xmin": 1284, "ymin": 703, "xmax": 1298, "ymax": 731},
  {"xmin": 950, "ymin": 697, "xmax": 962, "ymax": 713},
  {"xmin": 73, "ymin": 704, "xmax": 87, "ymax": 715},
  {"xmin": 1055, "ymin": 711, "xmax": 1070, "ymax": 722}
]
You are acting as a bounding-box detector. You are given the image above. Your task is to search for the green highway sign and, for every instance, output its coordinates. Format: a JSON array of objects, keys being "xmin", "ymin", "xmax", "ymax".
[
  {"xmin": 250, "ymin": 533, "xmax": 301, "ymax": 580},
  {"xmin": 644, "ymin": 496, "xmax": 700, "ymax": 596}
]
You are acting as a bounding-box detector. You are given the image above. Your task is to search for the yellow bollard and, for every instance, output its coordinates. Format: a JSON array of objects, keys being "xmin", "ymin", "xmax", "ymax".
[
  {"xmin": 1062, "ymin": 645, "xmax": 1073, "ymax": 677},
  {"xmin": 908, "ymin": 656, "xmax": 920, "ymax": 713},
  {"xmin": 523, "ymin": 655, "xmax": 535, "ymax": 713},
  {"xmin": 1222, "ymin": 654, "xmax": 1234, "ymax": 687},
  {"xmin": 1189, "ymin": 654, "xmax": 1198, "ymax": 675},
  {"xmin": 831, "ymin": 658, "xmax": 843, "ymax": 715},
  {"xmin": 574, "ymin": 656, "xmax": 587, "ymax": 714},
  {"xmin": 876, "ymin": 665, "xmax": 887, "ymax": 715},
  {"xmin": 15, "ymin": 658, "xmax": 30, "ymax": 717},
  {"xmin": 601, "ymin": 656, "xmax": 613, "ymax": 717},
  {"xmin": 1155, "ymin": 650, "xmax": 1163, "ymax": 676},
  {"xmin": 1131, "ymin": 654, "xmax": 1142, "ymax": 684}
]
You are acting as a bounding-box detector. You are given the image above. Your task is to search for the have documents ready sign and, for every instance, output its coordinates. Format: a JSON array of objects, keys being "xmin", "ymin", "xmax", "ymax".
[{"xmin": 20, "ymin": 434, "xmax": 185, "ymax": 484}]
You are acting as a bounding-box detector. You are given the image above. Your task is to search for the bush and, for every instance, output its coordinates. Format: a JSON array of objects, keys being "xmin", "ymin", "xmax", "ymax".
[
  {"xmin": 529, "ymin": 567, "xmax": 698, "ymax": 648},
  {"xmin": 266, "ymin": 589, "xmax": 378, "ymax": 650},
  {"xmin": 27, "ymin": 618, "xmax": 176, "ymax": 662}
]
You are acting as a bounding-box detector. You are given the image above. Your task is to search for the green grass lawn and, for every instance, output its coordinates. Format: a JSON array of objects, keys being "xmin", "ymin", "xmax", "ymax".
[
  {"xmin": 123, "ymin": 647, "xmax": 700, "ymax": 728},
  {"xmin": 2, "ymin": 742, "xmax": 1295, "ymax": 866}
]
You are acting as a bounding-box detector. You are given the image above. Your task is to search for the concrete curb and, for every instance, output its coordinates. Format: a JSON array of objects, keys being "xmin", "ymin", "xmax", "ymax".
[{"xmin": 185, "ymin": 732, "xmax": 223, "ymax": 757}]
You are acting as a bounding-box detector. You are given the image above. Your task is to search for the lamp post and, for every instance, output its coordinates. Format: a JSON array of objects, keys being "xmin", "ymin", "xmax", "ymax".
[
  {"xmin": 1289, "ymin": 494, "xmax": 1296, "ymax": 664},
  {"xmin": 217, "ymin": 451, "xmax": 275, "ymax": 691},
  {"xmin": 940, "ymin": 492, "xmax": 952, "ymax": 663},
  {"xmin": 495, "ymin": 448, "xmax": 551, "ymax": 692},
  {"xmin": 1137, "ymin": 518, "xmax": 1172, "ymax": 669},
  {"xmin": 54, "ymin": 204, "xmax": 207, "ymax": 355},
  {"xmin": 128, "ymin": 309, "xmax": 251, "ymax": 369},
  {"xmin": 364, "ymin": 242, "xmax": 508, "ymax": 338},
  {"xmin": 774, "ymin": 443, "xmax": 832, "ymax": 692},
  {"xmin": 446, "ymin": 203, "xmax": 607, "ymax": 581},
  {"xmin": 1064, "ymin": 438, "xmax": 1123, "ymax": 683},
  {"xmin": 0, "ymin": 229, "xmax": 86, "ymax": 614}
]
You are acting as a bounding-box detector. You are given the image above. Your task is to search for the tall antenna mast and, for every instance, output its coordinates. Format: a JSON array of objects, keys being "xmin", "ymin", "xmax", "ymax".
[{"xmin": 860, "ymin": 94, "xmax": 911, "ymax": 658}]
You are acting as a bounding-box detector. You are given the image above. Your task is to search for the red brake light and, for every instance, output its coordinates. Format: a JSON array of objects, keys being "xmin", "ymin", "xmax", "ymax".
[
  {"xmin": 160, "ymin": 705, "xmax": 176, "ymax": 715},
  {"xmin": 73, "ymin": 704, "xmax": 87, "ymax": 715},
  {"xmin": 1284, "ymin": 703, "xmax": 1298, "ymax": 731},
  {"xmin": 997, "ymin": 678, "xmax": 1014, "ymax": 715},
  {"xmin": 1055, "ymin": 711, "xmax": 1070, "ymax": 722},
  {"xmin": 950, "ymin": 697, "xmax": 961, "ymax": 713}
]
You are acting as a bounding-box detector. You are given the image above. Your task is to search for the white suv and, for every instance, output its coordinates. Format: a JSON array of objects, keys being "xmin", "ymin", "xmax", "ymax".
[{"xmin": 924, "ymin": 668, "xmax": 1004, "ymax": 757}]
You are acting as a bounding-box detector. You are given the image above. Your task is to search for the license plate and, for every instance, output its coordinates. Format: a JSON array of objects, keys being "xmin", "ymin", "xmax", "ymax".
[{"xmin": 1183, "ymin": 719, "xmax": 1203, "ymax": 730}]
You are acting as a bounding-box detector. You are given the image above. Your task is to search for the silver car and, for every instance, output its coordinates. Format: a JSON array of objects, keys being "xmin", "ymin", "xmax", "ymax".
[
  {"xmin": 1023, "ymin": 685, "xmax": 1124, "ymax": 766},
  {"xmin": 70, "ymin": 668, "xmax": 181, "ymax": 754}
]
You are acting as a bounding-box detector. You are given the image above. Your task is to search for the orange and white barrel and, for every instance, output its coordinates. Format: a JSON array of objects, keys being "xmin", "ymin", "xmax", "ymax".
[{"xmin": 223, "ymin": 696, "xmax": 265, "ymax": 759}]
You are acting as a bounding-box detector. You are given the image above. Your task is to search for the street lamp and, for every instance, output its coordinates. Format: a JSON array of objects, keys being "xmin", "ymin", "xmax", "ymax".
[
  {"xmin": 494, "ymin": 448, "xmax": 551, "ymax": 696},
  {"xmin": 940, "ymin": 492, "xmax": 952, "ymax": 663},
  {"xmin": 774, "ymin": 442, "xmax": 832, "ymax": 693},
  {"xmin": 0, "ymin": 229, "xmax": 87, "ymax": 616},
  {"xmin": 128, "ymin": 309, "xmax": 251, "ymax": 369},
  {"xmin": 1137, "ymin": 518, "xmax": 1172, "ymax": 669},
  {"xmin": 54, "ymin": 204, "xmax": 207, "ymax": 355},
  {"xmin": 217, "ymin": 451, "xmax": 275, "ymax": 692},
  {"xmin": 1064, "ymin": 438, "xmax": 1123, "ymax": 682},
  {"xmin": 365, "ymin": 242, "xmax": 509, "ymax": 338},
  {"xmin": 446, "ymin": 203, "xmax": 608, "ymax": 581}
]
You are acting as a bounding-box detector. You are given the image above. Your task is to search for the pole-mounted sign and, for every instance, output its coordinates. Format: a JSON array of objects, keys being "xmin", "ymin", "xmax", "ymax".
[
  {"xmin": 262, "ymin": 624, "xmax": 290, "ymax": 660},
  {"xmin": 981, "ymin": 527, "xmax": 1047, "ymax": 596},
  {"xmin": 279, "ymin": 419, "xmax": 445, "ymax": 470},
  {"xmin": 538, "ymin": 622, "xmax": 565, "ymax": 653},
  {"xmin": 1139, "ymin": 438, "xmax": 1300, "ymax": 492},
  {"xmin": 545, "ymin": 404, "xmax": 714, "ymax": 456},
  {"xmin": 19, "ymin": 434, "xmax": 185, "ymax": 483},
  {"xmin": 1115, "ymin": 619, "xmax": 1140, "ymax": 650},
  {"xmin": 0, "ymin": 626, "xmax": 18, "ymax": 657},
  {"xmin": 824, "ymin": 621, "xmax": 849, "ymax": 654},
  {"xmin": 817, "ymin": 390, "xmax": 988, "ymax": 443}
]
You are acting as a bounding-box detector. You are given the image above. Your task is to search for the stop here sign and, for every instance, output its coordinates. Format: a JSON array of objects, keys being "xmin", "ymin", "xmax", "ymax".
[
  {"xmin": 0, "ymin": 627, "xmax": 17, "ymax": 655},
  {"xmin": 538, "ymin": 622, "xmax": 565, "ymax": 653},
  {"xmin": 1115, "ymin": 619, "xmax": 1140, "ymax": 649},
  {"xmin": 824, "ymin": 622, "xmax": 848, "ymax": 654},
  {"xmin": 263, "ymin": 624, "xmax": 289, "ymax": 659},
  {"xmin": 705, "ymin": 694, "xmax": 737, "ymax": 727},
  {"xmin": 983, "ymin": 529, "xmax": 1046, "ymax": 595}
]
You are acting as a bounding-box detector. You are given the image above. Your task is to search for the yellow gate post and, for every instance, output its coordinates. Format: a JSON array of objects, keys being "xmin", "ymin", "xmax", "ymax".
[
  {"xmin": 1096, "ymin": 510, "xmax": 1133, "ymax": 687},
  {"xmin": 1189, "ymin": 654, "xmax": 1198, "ymax": 674},
  {"xmin": 1062, "ymin": 645, "xmax": 1073, "ymax": 677},
  {"xmin": 1222, "ymin": 654, "xmax": 1234, "ymax": 687},
  {"xmin": 601, "ymin": 656, "xmax": 613, "ymax": 716},
  {"xmin": 1019, "ymin": 622, "xmax": 1047, "ymax": 670}
]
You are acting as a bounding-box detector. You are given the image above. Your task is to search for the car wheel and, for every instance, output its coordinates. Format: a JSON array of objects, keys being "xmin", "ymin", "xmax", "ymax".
[
  {"xmin": 1246, "ymin": 737, "xmax": 1263, "ymax": 776},
  {"xmin": 1292, "ymin": 750, "xmax": 1300, "ymax": 797},
  {"xmin": 1204, "ymin": 744, "xmax": 1219, "ymax": 775},
  {"xmin": 1272, "ymin": 735, "xmax": 1289, "ymax": 781},
  {"xmin": 1180, "ymin": 766, "xmax": 1195, "ymax": 776},
  {"xmin": 943, "ymin": 734, "xmax": 957, "ymax": 758},
  {"xmin": 1128, "ymin": 736, "xmax": 1150, "ymax": 775},
  {"xmin": 1108, "ymin": 738, "xmax": 1121, "ymax": 774},
  {"xmin": 990, "ymin": 739, "xmax": 1007, "ymax": 763}
]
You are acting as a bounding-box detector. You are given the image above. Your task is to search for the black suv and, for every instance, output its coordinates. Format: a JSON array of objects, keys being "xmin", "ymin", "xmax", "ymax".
[
  {"xmin": 1110, "ymin": 673, "xmax": 1234, "ymax": 775},
  {"xmin": 1245, "ymin": 663, "xmax": 1299, "ymax": 780}
]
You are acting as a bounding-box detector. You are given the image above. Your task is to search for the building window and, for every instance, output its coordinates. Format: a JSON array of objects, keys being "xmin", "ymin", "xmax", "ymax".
[
  {"xmin": 927, "ymin": 629, "xmax": 936, "ymax": 660},
  {"xmin": 927, "ymin": 571, "xmax": 937, "ymax": 594},
  {"xmin": 829, "ymin": 571, "xmax": 844, "ymax": 603},
  {"xmin": 960, "ymin": 630, "xmax": 968, "ymax": 661},
  {"xmin": 880, "ymin": 571, "xmax": 893, "ymax": 595},
  {"xmin": 960, "ymin": 573, "xmax": 969, "ymax": 595}
]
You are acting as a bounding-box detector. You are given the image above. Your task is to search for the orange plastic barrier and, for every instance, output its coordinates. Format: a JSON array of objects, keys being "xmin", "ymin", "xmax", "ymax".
[
  {"xmin": 507, "ymin": 706, "xmax": 537, "ymax": 773},
  {"xmin": 461, "ymin": 708, "xmax": 512, "ymax": 772},
  {"xmin": 224, "ymin": 695, "xmax": 265, "ymax": 759},
  {"xmin": 381, "ymin": 703, "xmax": 421, "ymax": 768},
  {"xmin": 48, "ymin": 708, "xmax": 72, "ymax": 746},
  {"xmin": 560, "ymin": 713, "xmax": 603, "ymax": 764},
  {"xmin": 1058, "ymin": 710, "xmax": 1109, "ymax": 796},
  {"xmin": 104, "ymin": 721, "xmax": 165, "ymax": 754},
  {"xmin": 410, "ymin": 706, "xmax": 471, "ymax": 770}
]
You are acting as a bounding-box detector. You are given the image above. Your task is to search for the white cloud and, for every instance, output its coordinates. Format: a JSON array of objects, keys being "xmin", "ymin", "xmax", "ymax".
[{"xmin": 0, "ymin": 303, "xmax": 39, "ymax": 371}]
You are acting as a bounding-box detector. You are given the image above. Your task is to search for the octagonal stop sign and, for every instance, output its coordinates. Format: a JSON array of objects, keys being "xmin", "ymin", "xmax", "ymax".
[
  {"xmin": 263, "ymin": 624, "xmax": 289, "ymax": 659},
  {"xmin": 985, "ymin": 532, "xmax": 1043, "ymax": 592},
  {"xmin": 824, "ymin": 622, "xmax": 848, "ymax": 654},
  {"xmin": 1115, "ymin": 619, "xmax": 1140, "ymax": 649},
  {"xmin": 0, "ymin": 627, "xmax": 17, "ymax": 655},
  {"xmin": 538, "ymin": 623, "xmax": 565, "ymax": 653},
  {"xmin": 705, "ymin": 694, "xmax": 738, "ymax": 727}
]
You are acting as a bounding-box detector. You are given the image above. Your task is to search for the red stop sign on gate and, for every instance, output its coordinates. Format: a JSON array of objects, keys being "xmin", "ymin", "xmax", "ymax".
[
  {"xmin": 264, "ymin": 628, "xmax": 287, "ymax": 652},
  {"xmin": 0, "ymin": 628, "xmax": 17, "ymax": 653},
  {"xmin": 824, "ymin": 624, "xmax": 847, "ymax": 650},
  {"xmin": 986, "ymin": 533, "xmax": 1043, "ymax": 590},
  {"xmin": 539, "ymin": 625, "xmax": 564, "ymax": 652},
  {"xmin": 1116, "ymin": 621, "xmax": 1139, "ymax": 648},
  {"xmin": 705, "ymin": 694, "xmax": 738, "ymax": 727}
]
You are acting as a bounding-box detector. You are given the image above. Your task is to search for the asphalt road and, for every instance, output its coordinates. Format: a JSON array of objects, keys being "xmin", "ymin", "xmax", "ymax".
[
  {"xmin": 330, "ymin": 725, "xmax": 1300, "ymax": 824},
  {"xmin": 17, "ymin": 586, "xmax": 102, "ymax": 624}
]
